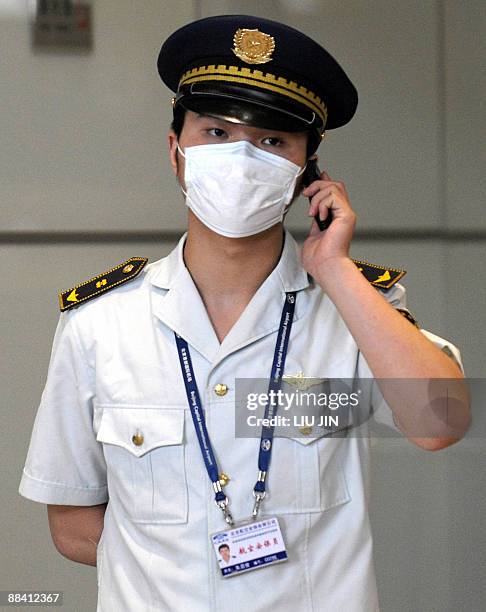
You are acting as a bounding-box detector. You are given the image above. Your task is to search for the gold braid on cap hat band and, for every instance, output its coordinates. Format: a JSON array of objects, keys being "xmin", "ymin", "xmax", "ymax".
[{"xmin": 179, "ymin": 65, "xmax": 328, "ymax": 126}]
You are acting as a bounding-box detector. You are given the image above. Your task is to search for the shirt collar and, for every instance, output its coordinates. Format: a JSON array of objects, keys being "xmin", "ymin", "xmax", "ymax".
[
  {"xmin": 149, "ymin": 227, "xmax": 310, "ymax": 293},
  {"xmin": 149, "ymin": 227, "xmax": 311, "ymax": 364}
]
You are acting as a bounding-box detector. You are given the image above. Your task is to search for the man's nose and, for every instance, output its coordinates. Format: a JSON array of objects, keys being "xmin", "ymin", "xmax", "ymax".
[{"xmin": 230, "ymin": 132, "xmax": 261, "ymax": 148}]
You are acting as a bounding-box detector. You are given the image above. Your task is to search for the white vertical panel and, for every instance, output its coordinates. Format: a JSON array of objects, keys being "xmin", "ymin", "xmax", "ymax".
[
  {"xmin": 440, "ymin": 439, "xmax": 486, "ymax": 612},
  {"xmin": 444, "ymin": 1, "xmax": 486, "ymax": 229},
  {"xmin": 445, "ymin": 243, "xmax": 486, "ymax": 377},
  {"xmin": 0, "ymin": 1, "xmax": 195, "ymax": 232},
  {"xmin": 370, "ymin": 441, "xmax": 452, "ymax": 612}
]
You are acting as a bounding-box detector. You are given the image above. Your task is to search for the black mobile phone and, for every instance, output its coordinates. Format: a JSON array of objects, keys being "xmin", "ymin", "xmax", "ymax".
[{"xmin": 302, "ymin": 159, "xmax": 333, "ymax": 231}]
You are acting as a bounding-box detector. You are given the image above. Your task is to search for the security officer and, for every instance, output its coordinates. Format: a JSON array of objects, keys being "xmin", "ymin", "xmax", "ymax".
[{"xmin": 19, "ymin": 14, "xmax": 469, "ymax": 612}]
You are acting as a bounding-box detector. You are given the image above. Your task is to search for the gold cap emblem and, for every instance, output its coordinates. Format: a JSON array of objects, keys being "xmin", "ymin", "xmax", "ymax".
[{"xmin": 232, "ymin": 28, "xmax": 275, "ymax": 65}]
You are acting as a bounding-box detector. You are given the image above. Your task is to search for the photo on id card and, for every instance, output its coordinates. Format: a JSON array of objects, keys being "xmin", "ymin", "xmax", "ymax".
[{"xmin": 211, "ymin": 517, "xmax": 288, "ymax": 578}]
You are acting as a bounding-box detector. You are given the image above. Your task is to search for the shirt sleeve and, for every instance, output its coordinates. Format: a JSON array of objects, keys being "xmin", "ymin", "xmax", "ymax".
[
  {"xmin": 18, "ymin": 310, "xmax": 108, "ymax": 505},
  {"xmin": 357, "ymin": 282, "xmax": 465, "ymax": 433}
]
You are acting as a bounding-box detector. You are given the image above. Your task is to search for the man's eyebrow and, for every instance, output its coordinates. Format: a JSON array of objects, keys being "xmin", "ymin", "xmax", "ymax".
[{"xmin": 196, "ymin": 114, "xmax": 228, "ymax": 124}]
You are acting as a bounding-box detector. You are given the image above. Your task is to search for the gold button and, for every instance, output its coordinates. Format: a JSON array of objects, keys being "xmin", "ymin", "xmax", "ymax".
[
  {"xmin": 219, "ymin": 473, "xmax": 230, "ymax": 487},
  {"xmin": 132, "ymin": 432, "xmax": 144, "ymax": 446},
  {"xmin": 123, "ymin": 264, "xmax": 135, "ymax": 274},
  {"xmin": 214, "ymin": 383, "xmax": 228, "ymax": 396},
  {"xmin": 299, "ymin": 426, "xmax": 313, "ymax": 436}
]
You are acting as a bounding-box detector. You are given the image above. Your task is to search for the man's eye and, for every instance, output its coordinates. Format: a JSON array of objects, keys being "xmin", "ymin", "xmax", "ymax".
[
  {"xmin": 207, "ymin": 128, "xmax": 226, "ymax": 137},
  {"xmin": 262, "ymin": 137, "xmax": 283, "ymax": 146}
]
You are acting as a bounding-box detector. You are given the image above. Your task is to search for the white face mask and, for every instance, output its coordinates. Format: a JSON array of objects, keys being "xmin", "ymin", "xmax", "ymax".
[{"xmin": 177, "ymin": 140, "xmax": 306, "ymax": 238}]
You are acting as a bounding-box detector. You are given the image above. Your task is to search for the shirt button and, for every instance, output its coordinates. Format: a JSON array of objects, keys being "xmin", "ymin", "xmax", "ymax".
[
  {"xmin": 299, "ymin": 426, "xmax": 313, "ymax": 436},
  {"xmin": 132, "ymin": 432, "xmax": 144, "ymax": 446},
  {"xmin": 214, "ymin": 383, "xmax": 229, "ymax": 396},
  {"xmin": 219, "ymin": 472, "xmax": 231, "ymax": 486}
]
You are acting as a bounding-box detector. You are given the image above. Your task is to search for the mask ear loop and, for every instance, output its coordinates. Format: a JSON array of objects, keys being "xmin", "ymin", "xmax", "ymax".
[
  {"xmin": 296, "ymin": 161, "xmax": 308, "ymax": 179},
  {"xmin": 282, "ymin": 157, "xmax": 312, "ymax": 216},
  {"xmin": 176, "ymin": 143, "xmax": 188, "ymax": 197}
]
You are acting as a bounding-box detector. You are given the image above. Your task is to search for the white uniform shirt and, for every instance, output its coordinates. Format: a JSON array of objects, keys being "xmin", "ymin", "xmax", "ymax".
[{"xmin": 19, "ymin": 229, "xmax": 463, "ymax": 612}]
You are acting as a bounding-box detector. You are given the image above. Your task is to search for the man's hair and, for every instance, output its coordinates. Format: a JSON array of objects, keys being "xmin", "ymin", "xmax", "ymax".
[
  {"xmin": 170, "ymin": 105, "xmax": 186, "ymax": 139},
  {"xmin": 218, "ymin": 544, "xmax": 230, "ymax": 552}
]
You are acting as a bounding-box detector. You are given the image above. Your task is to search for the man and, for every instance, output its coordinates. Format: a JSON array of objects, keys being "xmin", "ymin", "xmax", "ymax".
[
  {"xmin": 19, "ymin": 15, "xmax": 469, "ymax": 612},
  {"xmin": 218, "ymin": 544, "xmax": 236, "ymax": 567}
]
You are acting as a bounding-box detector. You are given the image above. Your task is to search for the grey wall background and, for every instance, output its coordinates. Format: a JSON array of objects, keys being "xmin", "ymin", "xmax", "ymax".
[{"xmin": 2, "ymin": 1, "xmax": 484, "ymax": 610}]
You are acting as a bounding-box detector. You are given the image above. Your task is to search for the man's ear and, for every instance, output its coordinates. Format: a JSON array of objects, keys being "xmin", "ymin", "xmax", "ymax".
[{"xmin": 168, "ymin": 131, "xmax": 179, "ymax": 176}]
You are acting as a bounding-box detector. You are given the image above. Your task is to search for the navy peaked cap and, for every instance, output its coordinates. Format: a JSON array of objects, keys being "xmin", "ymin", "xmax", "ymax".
[{"xmin": 157, "ymin": 14, "xmax": 358, "ymax": 134}]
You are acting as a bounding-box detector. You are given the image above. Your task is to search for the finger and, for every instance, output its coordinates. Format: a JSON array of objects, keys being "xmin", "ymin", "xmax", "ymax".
[
  {"xmin": 317, "ymin": 201, "xmax": 331, "ymax": 222},
  {"xmin": 322, "ymin": 170, "xmax": 348, "ymax": 194},
  {"xmin": 333, "ymin": 179, "xmax": 347, "ymax": 197},
  {"xmin": 303, "ymin": 179, "xmax": 347, "ymax": 198},
  {"xmin": 308, "ymin": 194, "xmax": 330, "ymax": 217},
  {"xmin": 313, "ymin": 192, "xmax": 347, "ymax": 222},
  {"xmin": 319, "ymin": 171, "xmax": 349, "ymax": 198},
  {"xmin": 302, "ymin": 180, "xmax": 333, "ymax": 197},
  {"xmin": 308, "ymin": 194, "xmax": 329, "ymax": 217},
  {"xmin": 308, "ymin": 195, "xmax": 333, "ymax": 221},
  {"xmin": 308, "ymin": 189, "xmax": 341, "ymax": 215}
]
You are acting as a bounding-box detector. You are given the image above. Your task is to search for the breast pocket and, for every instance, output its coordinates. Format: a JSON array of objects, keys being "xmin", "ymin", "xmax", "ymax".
[
  {"xmin": 94, "ymin": 403, "xmax": 188, "ymax": 524},
  {"xmin": 262, "ymin": 432, "xmax": 352, "ymax": 515}
]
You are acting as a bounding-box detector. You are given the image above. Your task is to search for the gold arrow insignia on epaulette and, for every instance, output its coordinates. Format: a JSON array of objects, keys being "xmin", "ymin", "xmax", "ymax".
[
  {"xmin": 375, "ymin": 270, "xmax": 391, "ymax": 284},
  {"xmin": 351, "ymin": 259, "xmax": 406, "ymax": 291},
  {"xmin": 66, "ymin": 289, "xmax": 79, "ymax": 303}
]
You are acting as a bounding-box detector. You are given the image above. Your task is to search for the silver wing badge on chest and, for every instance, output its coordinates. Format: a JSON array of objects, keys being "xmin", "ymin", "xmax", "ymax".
[{"xmin": 281, "ymin": 371, "xmax": 328, "ymax": 391}]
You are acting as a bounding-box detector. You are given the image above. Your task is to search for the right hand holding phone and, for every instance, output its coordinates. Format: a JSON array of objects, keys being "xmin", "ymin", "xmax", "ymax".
[{"xmin": 301, "ymin": 169, "xmax": 357, "ymax": 279}]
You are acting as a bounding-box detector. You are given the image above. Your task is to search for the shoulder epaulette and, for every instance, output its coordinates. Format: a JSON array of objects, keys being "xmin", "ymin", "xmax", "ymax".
[
  {"xmin": 351, "ymin": 258, "xmax": 406, "ymax": 291},
  {"xmin": 59, "ymin": 257, "xmax": 148, "ymax": 312}
]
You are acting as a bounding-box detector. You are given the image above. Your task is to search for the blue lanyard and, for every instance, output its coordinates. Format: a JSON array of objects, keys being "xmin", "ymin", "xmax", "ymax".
[{"xmin": 174, "ymin": 292, "xmax": 297, "ymax": 526}]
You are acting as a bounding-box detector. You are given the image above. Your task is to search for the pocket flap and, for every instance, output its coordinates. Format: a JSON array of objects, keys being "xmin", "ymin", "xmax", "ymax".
[
  {"xmin": 289, "ymin": 409, "xmax": 356, "ymax": 444},
  {"xmin": 96, "ymin": 406, "xmax": 185, "ymax": 457}
]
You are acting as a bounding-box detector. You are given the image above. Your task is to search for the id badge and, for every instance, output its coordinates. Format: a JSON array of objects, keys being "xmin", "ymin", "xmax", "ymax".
[{"xmin": 211, "ymin": 516, "xmax": 288, "ymax": 578}]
